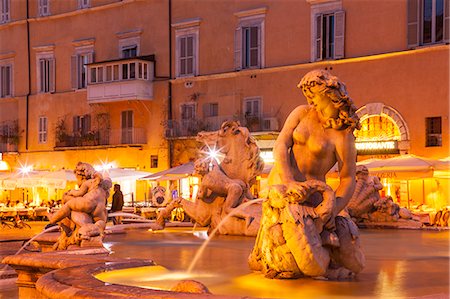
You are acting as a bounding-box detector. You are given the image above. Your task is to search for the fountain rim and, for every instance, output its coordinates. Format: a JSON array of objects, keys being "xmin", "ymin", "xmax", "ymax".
[{"xmin": 32, "ymin": 255, "xmax": 246, "ymax": 299}]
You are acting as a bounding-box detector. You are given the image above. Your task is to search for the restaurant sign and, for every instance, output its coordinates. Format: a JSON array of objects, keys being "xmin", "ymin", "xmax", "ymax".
[{"xmin": 355, "ymin": 140, "xmax": 399, "ymax": 155}]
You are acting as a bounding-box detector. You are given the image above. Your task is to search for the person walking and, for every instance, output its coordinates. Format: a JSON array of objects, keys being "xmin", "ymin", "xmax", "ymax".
[{"xmin": 111, "ymin": 184, "xmax": 124, "ymax": 225}]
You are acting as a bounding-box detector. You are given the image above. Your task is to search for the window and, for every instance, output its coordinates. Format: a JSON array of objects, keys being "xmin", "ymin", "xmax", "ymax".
[
  {"xmin": 174, "ymin": 20, "xmax": 200, "ymax": 78},
  {"xmin": 117, "ymin": 29, "xmax": 142, "ymax": 58},
  {"xmin": 203, "ymin": 103, "xmax": 218, "ymax": 117},
  {"xmin": 0, "ymin": 64, "xmax": 12, "ymax": 98},
  {"xmin": 73, "ymin": 114, "xmax": 91, "ymax": 136},
  {"xmin": 244, "ymin": 98, "xmax": 261, "ymax": 117},
  {"xmin": 71, "ymin": 52, "xmax": 93, "ymax": 89},
  {"xmin": 38, "ymin": 0, "xmax": 50, "ymax": 17},
  {"xmin": 0, "ymin": 0, "xmax": 10, "ymax": 23},
  {"xmin": 38, "ymin": 116, "xmax": 47, "ymax": 144},
  {"xmin": 181, "ymin": 103, "xmax": 196, "ymax": 120},
  {"xmin": 408, "ymin": 0, "xmax": 449, "ymax": 47},
  {"xmin": 234, "ymin": 9, "xmax": 265, "ymax": 70},
  {"xmin": 314, "ymin": 11, "xmax": 345, "ymax": 61},
  {"xmin": 178, "ymin": 35, "xmax": 195, "ymax": 76},
  {"xmin": 121, "ymin": 110, "xmax": 133, "ymax": 144},
  {"xmin": 38, "ymin": 57, "xmax": 55, "ymax": 93},
  {"xmin": 121, "ymin": 45, "xmax": 137, "ymax": 59},
  {"xmin": 78, "ymin": 0, "xmax": 90, "ymax": 9},
  {"xmin": 150, "ymin": 155, "xmax": 158, "ymax": 168},
  {"xmin": 425, "ymin": 117, "xmax": 442, "ymax": 147}
]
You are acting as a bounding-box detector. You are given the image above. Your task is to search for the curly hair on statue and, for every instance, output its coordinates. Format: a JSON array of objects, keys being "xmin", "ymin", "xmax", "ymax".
[
  {"xmin": 74, "ymin": 162, "xmax": 97, "ymax": 180},
  {"xmin": 297, "ymin": 69, "xmax": 361, "ymax": 131}
]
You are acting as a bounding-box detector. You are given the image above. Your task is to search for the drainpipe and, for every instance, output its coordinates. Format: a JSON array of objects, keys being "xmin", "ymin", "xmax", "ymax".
[
  {"xmin": 25, "ymin": 0, "xmax": 31, "ymax": 151},
  {"xmin": 168, "ymin": 0, "xmax": 173, "ymax": 167}
]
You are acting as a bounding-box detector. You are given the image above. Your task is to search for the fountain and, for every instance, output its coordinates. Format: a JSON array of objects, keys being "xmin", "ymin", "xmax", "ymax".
[{"xmin": 2, "ymin": 70, "xmax": 448, "ymax": 298}]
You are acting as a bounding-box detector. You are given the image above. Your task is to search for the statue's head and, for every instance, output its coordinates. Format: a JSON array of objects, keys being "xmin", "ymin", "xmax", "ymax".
[
  {"xmin": 297, "ymin": 69, "xmax": 360, "ymax": 130},
  {"xmin": 74, "ymin": 162, "xmax": 97, "ymax": 181}
]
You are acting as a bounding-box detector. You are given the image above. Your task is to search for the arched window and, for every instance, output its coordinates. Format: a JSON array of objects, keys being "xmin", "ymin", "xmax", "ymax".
[{"xmin": 354, "ymin": 115, "xmax": 401, "ymax": 142}]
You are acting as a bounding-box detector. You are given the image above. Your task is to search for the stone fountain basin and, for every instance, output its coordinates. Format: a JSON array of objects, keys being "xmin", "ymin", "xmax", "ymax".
[{"xmin": 3, "ymin": 250, "xmax": 245, "ymax": 298}]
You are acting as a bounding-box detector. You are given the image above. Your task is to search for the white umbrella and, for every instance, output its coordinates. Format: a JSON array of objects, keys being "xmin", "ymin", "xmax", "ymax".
[
  {"xmin": 101, "ymin": 168, "xmax": 151, "ymax": 181},
  {"xmin": 41, "ymin": 170, "xmax": 77, "ymax": 189},
  {"xmin": 140, "ymin": 162, "xmax": 195, "ymax": 181}
]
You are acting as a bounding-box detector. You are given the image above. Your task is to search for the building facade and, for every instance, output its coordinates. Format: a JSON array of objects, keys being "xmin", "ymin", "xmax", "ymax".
[{"xmin": 0, "ymin": 0, "xmax": 448, "ymax": 206}]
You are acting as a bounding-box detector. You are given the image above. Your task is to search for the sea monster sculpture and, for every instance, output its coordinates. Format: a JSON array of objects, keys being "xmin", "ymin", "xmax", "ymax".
[
  {"xmin": 49, "ymin": 162, "xmax": 112, "ymax": 250},
  {"xmin": 248, "ymin": 70, "xmax": 365, "ymax": 280},
  {"xmin": 348, "ymin": 165, "xmax": 419, "ymax": 225},
  {"xmin": 157, "ymin": 120, "xmax": 265, "ymax": 236}
]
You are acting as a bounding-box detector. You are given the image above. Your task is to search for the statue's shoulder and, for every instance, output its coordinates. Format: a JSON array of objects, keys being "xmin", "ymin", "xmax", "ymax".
[{"xmin": 287, "ymin": 105, "xmax": 312, "ymax": 122}]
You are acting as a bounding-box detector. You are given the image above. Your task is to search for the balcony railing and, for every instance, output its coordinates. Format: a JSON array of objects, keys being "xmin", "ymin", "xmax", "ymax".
[
  {"xmin": 0, "ymin": 142, "xmax": 18, "ymax": 153},
  {"xmin": 165, "ymin": 114, "xmax": 280, "ymax": 138},
  {"xmin": 87, "ymin": 55, "xmax": 154, "ymax": 104},
  {"xmin": 55, "ymin": 128, "xmax": 147, "ymax": 148}
]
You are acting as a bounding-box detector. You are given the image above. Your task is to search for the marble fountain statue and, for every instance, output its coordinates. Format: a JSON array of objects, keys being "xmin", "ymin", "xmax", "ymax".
[
  {"xmin": 3, "ymin": 69, "xmax": 368, "ymax": 298},
  {"xmin": 158, "ymin": 69, "xmax": 365, "ymax": 280}
]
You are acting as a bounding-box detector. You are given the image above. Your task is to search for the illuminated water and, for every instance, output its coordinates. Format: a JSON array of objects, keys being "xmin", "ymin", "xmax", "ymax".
[{"xmin": 103, "ymin": 228, "xmax": 450, "ymax": 298}]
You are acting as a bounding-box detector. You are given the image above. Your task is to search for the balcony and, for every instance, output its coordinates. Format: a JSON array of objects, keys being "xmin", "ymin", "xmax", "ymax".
[
  {"xmin": 0, "ymin": 142, "xmax": 18, "ymax": 153},
  {"xmin": 165, "ymin": 114, "xmax": 280, "ymax": 138},
  {"xmin": 87, "ymin": 55, "xmax": 154, "ymax": 104},
  {"xmin": 55, "ymin": 128, "xmax": 147, "ymax": 148}
]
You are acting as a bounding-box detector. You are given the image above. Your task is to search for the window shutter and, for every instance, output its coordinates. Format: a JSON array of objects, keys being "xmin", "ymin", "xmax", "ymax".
[
  {"xmin": 407, "ymin": 0, "xmax": 420, "ymax": 48},
  {"xmin": 5, "ymin": 65, "xmax": 11, "ymax": 96},
  {"xmin": 73, "ymin": 116, "xmax": 78, "ymax": 134},
  {"xmin": 445, "ymin": 0, "xmax": 450, "ymax": 43},
  {"xmin": 0, "ymin": 66, "xmax": 4, "ymax": 97},
  {"xmin": 257, "ymin": 25, "xmax": 262, "ymax": 68},
  {"xmin": 83, "ymin": 114, "xmax": 91, "ymax": 133},
  {"xmin": 315, "ymin": 14, "xmax": 323, "ymax": 61},
  {"xmin": 49, "ymin": 58, "xmax": 55, "ymax": 92},
  {"xmin": 234, "ymin": 27, "xmax": 242, "ymax": 70},
  {"xmin": 71, "ymin": 55, "xmax": 78, "ymax": 90},
  {"xmin": 334, "ymin": 11, "xmax": 345, "ymax": 59}
]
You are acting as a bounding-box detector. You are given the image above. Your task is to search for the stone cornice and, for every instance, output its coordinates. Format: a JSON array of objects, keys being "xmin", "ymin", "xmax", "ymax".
[
  {"xmin": 72, "ymin": 38, "xmax": 95, "ymax": 47},
  {"xmin": 32, "ymin": 44, "xmax": 55, "ymax": 52},
  {"xmin": 0, "ymin": 51, "xmax": 15, "ymax": 60},
  {"xmin": 234, "ymin": 7, "xmax": 268, "ymax": 18},
  {"xmin": 116, "ymin": 29, "xmax": 143, "ymax": 39},
  {"xmin": 171, "ymin": 18, "xmax": 202, "ymax": 29}
]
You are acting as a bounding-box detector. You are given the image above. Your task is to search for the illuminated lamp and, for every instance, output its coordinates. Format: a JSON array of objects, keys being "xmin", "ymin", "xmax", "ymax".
[{"xmin": 0, "ymin": 160, "xmax": 10, "ymax": 171}]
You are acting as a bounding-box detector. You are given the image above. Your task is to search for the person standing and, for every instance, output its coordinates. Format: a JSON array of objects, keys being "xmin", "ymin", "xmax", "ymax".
[{"xmin": 111, "ymin": 184, "xmax": 124, "ymax": 225}]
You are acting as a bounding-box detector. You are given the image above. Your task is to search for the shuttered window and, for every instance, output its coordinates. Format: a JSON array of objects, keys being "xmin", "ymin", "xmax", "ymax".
[
  {"xmin": 38, "ymin": 116, "xmax": 47, "ymax": 144},
  {"xmin": 0, "ymin": 65, "xmax": 11, "ymax": 98},
  {"xmin": 315, "ymin": 10, "xmax": 345, "ymax": 61},
  {"xmin": 235, "ymin": 13, "xmax": 265, "ymax": 70},
  {"xmin": 0, "ymin": 0, "xmax": 10, "ymax": 23},
  {"xmin": 121, "ymin": 110, "xmax": 133, "ymax": 144},
  {"xmin": 181, "ymin": 104, "xmax": 196, "ymax": 120},
  {"xmin": 235, "ymin": 23, "xmax": 263, "ymax": 70},
  {"xmin": 78, "ymin": 0, "xmax": 90, "ymax": 9},
  {"xmin": 39, "ymin": 0, "xmax": 50, "ymax": 17},
  {"xmin": 244, "ymin": 98, "xmax": 261, "ymax": 117},
  {"xmin": 71, "ymin": 52, "xmax": 93, "ymax": 90},
  {"xmin": 73, "ymin": 115, "xmax": 91, "ymax": 136},
  {"xmin": 408, "ymin": 0, "xmax": 449, "ymax": 48},
  {"xmin": 179, "ymin": 35, "xmax": 195, "ymax": 76},
  {"xmin": 425, "ymin": 117, "xmax": 442, "ymax": 147},
  {"xmin": 38, "ymin": 58, "xmax": 55, "ymax": 93},
  {"xmin": 203, "ymin": 103, "xmax": 219, "ymax": 117}
]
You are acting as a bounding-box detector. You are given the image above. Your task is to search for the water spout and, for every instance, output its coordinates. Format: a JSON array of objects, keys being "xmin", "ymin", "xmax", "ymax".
[
  {"xmin": 187, "ymin": 198, "xmax": 263, "ymax": 273},
  {"xmin": 15, "ymin": 225, "xmax": 60, "ymax": 255}
]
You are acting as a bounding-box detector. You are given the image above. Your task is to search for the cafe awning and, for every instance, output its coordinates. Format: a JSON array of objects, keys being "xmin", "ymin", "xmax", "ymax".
[{"xmin": 357, "ymin": 154, "xmax": 450, "ymax": 179}]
